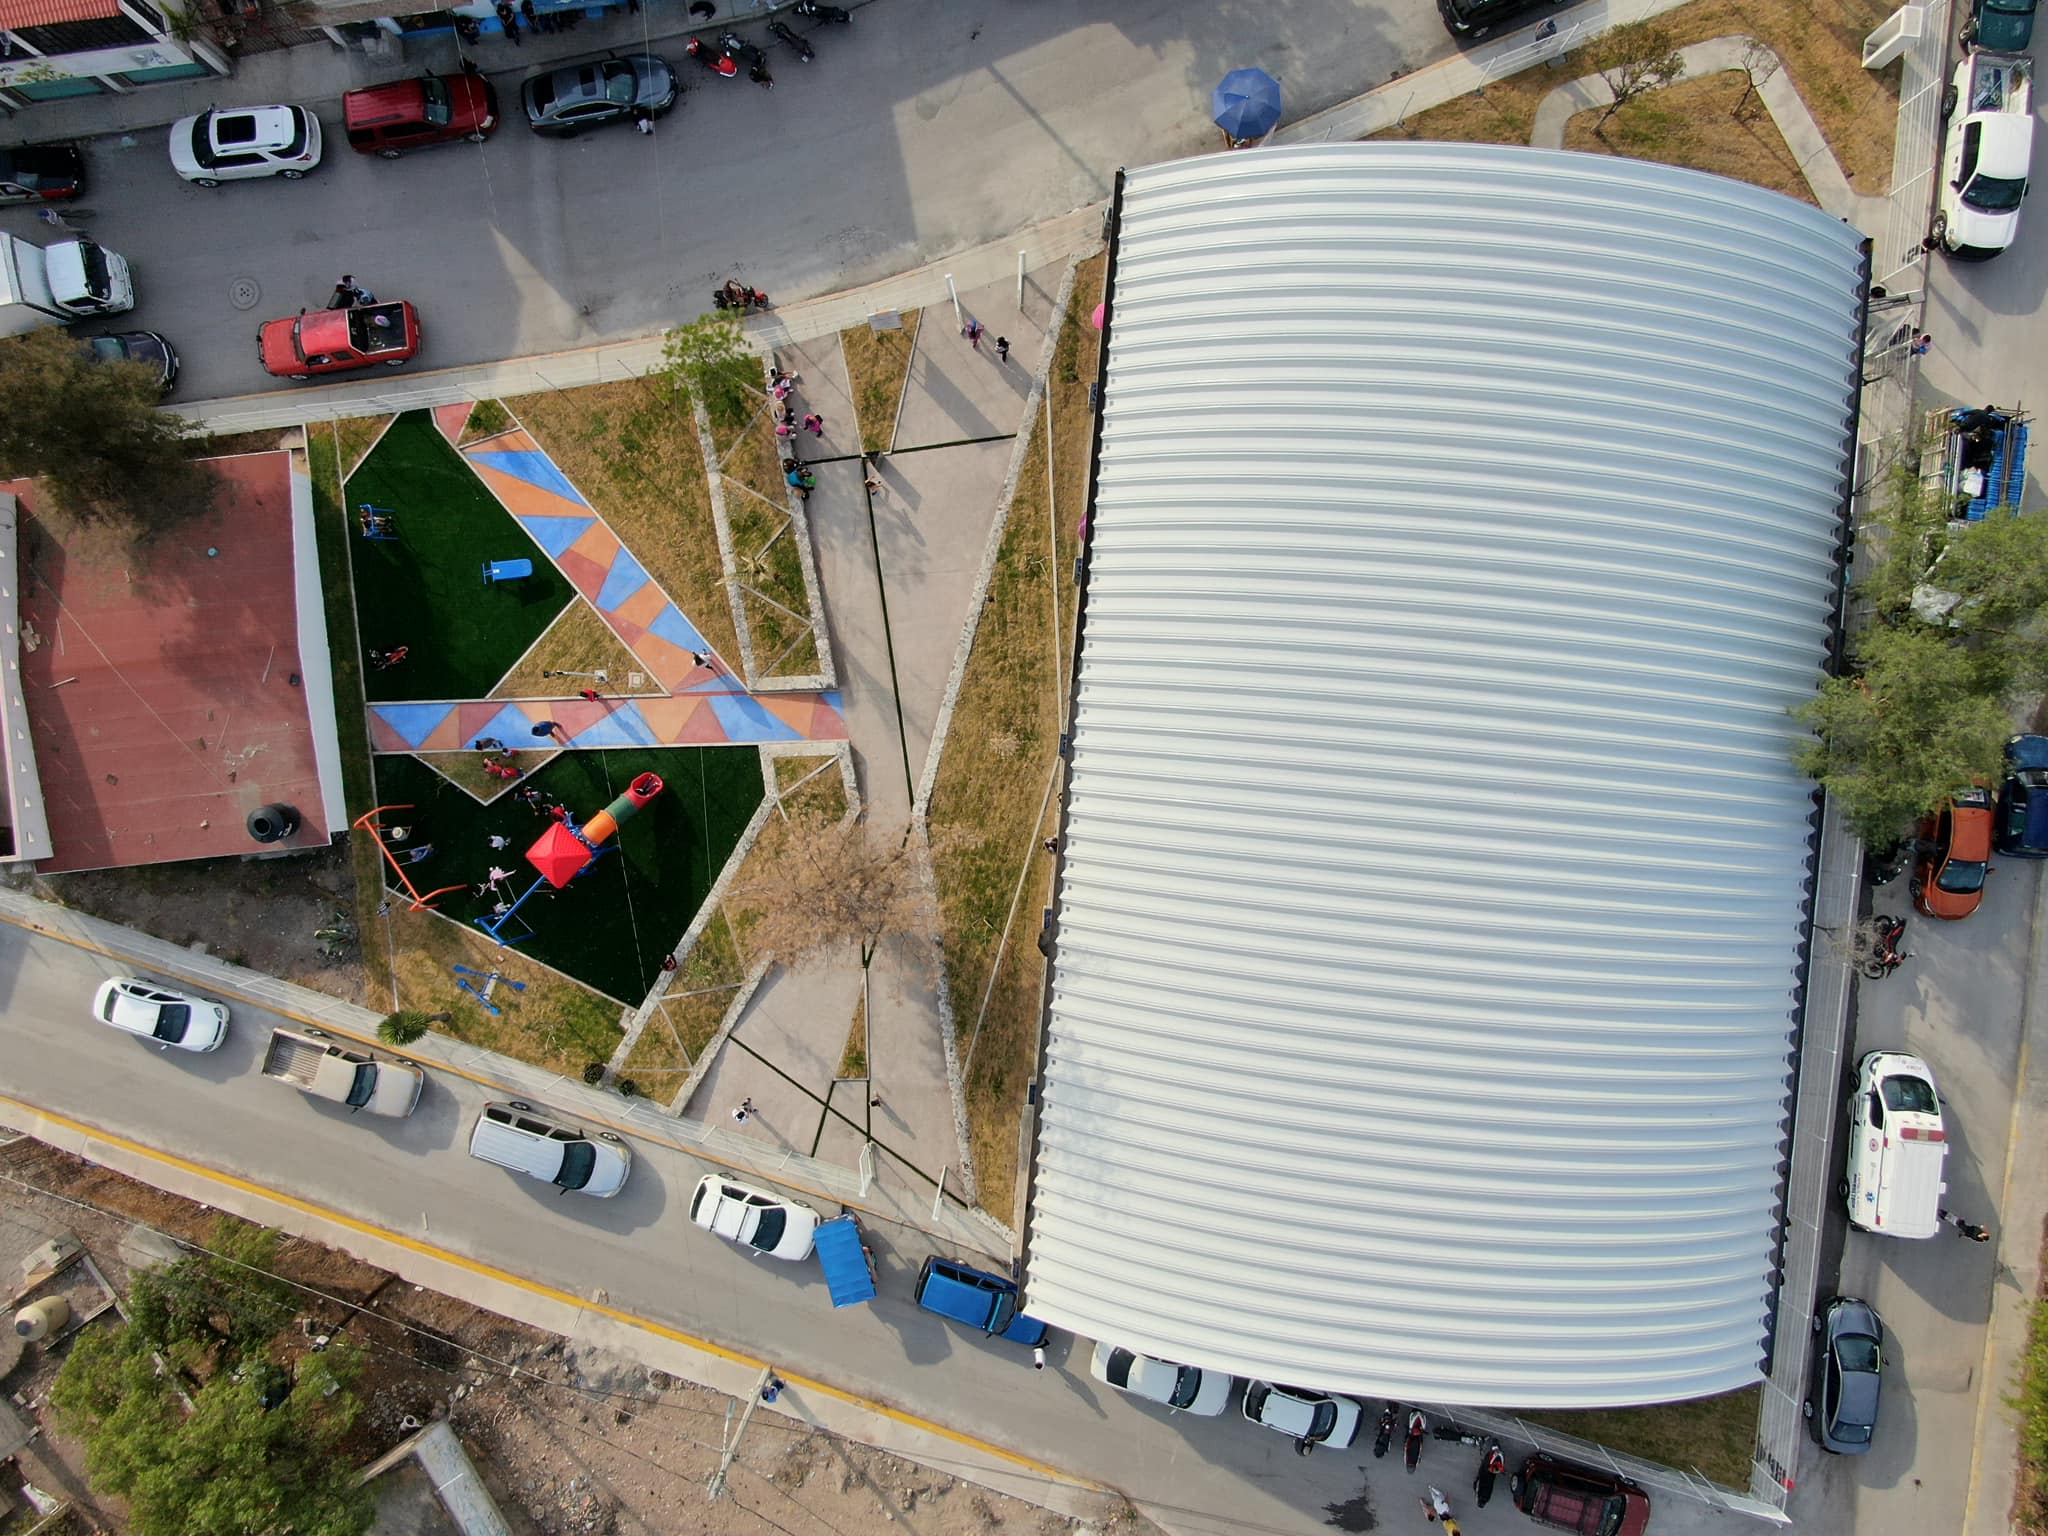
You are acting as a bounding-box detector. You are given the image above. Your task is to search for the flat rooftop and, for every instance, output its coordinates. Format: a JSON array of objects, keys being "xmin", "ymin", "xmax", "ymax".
[{"xmin": 7, "ymin": 452, "xmax": 345, "ymax": 873}]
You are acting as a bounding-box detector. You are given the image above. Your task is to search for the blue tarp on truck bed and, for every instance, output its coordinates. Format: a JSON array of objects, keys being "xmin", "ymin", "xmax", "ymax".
[{"xmin": 815, "ymin": 1214, "xmax": 877, "ymax": 1308}]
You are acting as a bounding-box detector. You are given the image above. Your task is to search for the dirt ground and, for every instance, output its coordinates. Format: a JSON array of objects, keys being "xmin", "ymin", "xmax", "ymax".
[
  {"xmin": 9, "ymin": 840, "xmax": 372, "ymax": 1005},
  {"xmin": 0, "ymin": 1138, "xmax": 1135, "ymax": 1536}
]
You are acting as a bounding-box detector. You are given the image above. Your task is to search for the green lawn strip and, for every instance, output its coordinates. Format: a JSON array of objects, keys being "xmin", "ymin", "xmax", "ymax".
[
  {"xmin": 2012, "ymin": 1294, "xmax": 2048, "ymax": 1528},
  {"xmin": 841, "ymin": 311, "xmax": 919, "ymax": 453},
  {"xmin": 345, "ymin": 411, "xmax": 575, "ymax": 703},
  {"xmin": 371, "ymin": 747, "xmax": 761, "ymax": 1003},
  {"xmin": 1517, "ymin": 1385, "xmax": 1762, "ymax": 1490}
]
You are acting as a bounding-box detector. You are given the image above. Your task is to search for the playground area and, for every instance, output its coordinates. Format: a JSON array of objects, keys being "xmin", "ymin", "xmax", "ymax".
[
  {"xmin": 346, "ymin": 412, "xmax": 577, "ymax": 702},
  {"xmin": 369, "ymin": 747, "xmax": 762, "ymax": 1004}
]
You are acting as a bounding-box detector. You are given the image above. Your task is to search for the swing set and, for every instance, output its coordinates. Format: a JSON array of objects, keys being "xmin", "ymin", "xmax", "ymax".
[{"xmin": 355, "ymin": 804, "xmax": 465, "ymax": 911}]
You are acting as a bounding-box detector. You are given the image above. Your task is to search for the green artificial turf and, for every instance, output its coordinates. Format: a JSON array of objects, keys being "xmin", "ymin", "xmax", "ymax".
[
  {"xmin": 346, "ymin": 411, "xmax": 575, "ymax": 702},
  {"xmin": 372, "ymin": 748, "xmax": 763, "ymax": 1003}
]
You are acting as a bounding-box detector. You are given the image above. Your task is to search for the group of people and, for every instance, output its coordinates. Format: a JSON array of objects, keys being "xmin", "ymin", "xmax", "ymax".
[
  {"xmin": 771, "ymin": 364, "xmax": 824, "ymax": 500},
  {"xmin": 473, "ymin": 738, "xmax": 525, "ymax": 782},
  {"xmin": 329, "ymin": 274, "xmax": 375, "ymax": 310}
]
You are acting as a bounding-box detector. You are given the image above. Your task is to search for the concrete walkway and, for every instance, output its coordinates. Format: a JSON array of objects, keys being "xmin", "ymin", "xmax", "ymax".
[{"xmin": 1526, "ymin": 36, "xmax": 1890, "ymax": 233}]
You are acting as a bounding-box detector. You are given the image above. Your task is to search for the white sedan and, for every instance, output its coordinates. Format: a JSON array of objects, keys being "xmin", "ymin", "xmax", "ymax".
[
  {"xmin": 170, "ymin": 105, "xmax": 322, "ymax": 186},
  {"xmin": 1242, "ymin": 1381, "xmax": 1364, "ymax": 1454},
  {"xmin": 1088, "ymin": 1341, "xmax": 1231, "ymax": 1416},
  {"xmin": 688, "ymin": 1174, "xmax": 819, "ymax": 1260},
  {"xmin": 92, "ymin": 977, "xmax": 228, "ymax": 1052}
]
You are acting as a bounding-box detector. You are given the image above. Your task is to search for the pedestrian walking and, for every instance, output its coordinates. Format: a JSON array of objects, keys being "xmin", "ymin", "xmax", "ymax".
[
  {"xmin": 1909, "ymin": 331, "xmax": 1933, "ymax": 357},
  {"xmin": 995, "ymin": 335, "xmax": 1010, "ymax": 363},
  {"xmin": 488, "ymin": 834, "xmax": 510, "ymax": 850},
  {"xmin": 802, "ymin": 412, "xmax": 824, "ymax": 436},
  {"xmin": 869, "ymin": 1094, "xmax": 883, "ymax": 1108},
  {"xmin": 1939, "ymin": 1208, "xmax": 1993, "ymax": 1241},
  {"xmin": 633, "ymin": 105, "xmax": 654, "ymax": 135},
  {"xmin": 1032, "ymin": 1346, "xmax": 1046, "ymax": 1371},
  {"xmin": 578, "ymin": 687, "xmax": 602, "ymax": 702},
  {"xmin": 531, "ymin": 719, "xmax": 563, "ymax": 741},
  {"xmin": 963, "ymin": 319, "xmax": 984, "ymax": 349},
  {"xmin": 691, "ymin": 649, "xmax": 714, "ymax": 669},
  {"xmin": 731, "ymin": 1097, "xmax": 756, "ymax": 1124}
]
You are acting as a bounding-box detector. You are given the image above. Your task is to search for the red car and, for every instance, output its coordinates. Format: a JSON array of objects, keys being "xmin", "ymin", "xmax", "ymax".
[
  {"xmin": 344, "ymin": 74, "xmax": 499, "ymax": 157},
  {"xmin": 1914, "ymin": 785, "xmax": 1995, "ymax": 921},
  {"xmin": 258, "ymin": 301, "xmax": 421, "ymax": 379}
]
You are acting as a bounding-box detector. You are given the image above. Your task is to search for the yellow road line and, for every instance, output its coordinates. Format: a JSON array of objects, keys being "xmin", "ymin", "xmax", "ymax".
[
  {"xmin": 0, "ymin": 906, "xmax": 922, "ymax": 1233},
  {"xmin": 0, "ymin": 1091, "xmax": 1095, "ymax": 1490}
]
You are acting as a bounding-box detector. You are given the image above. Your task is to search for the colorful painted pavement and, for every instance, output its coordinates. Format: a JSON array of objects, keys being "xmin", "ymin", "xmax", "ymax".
[{"xmin": 370, "ymin": 414, "xmax": 846, "ymax": 754}]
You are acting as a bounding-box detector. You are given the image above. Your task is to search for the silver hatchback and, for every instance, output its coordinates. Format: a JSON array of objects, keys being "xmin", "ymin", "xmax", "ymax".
[{"xmin": 521, "ymin": 55, "xmax": 676, "ymax": 136}]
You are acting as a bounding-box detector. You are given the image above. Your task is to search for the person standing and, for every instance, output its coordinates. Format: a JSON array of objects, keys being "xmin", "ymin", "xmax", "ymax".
[
  {"xmin": 531, "ymin": 719, "xmax": 564, "ymax": 742},
  {"xmin": 963, "ymin": 319, "xmax": 984, "ymax": 349},
  {"xmin": 995, "ymin": 335, "xmax": 1010, "ymax": 363},
  {"xmin": 1909, "ymin": 331, "xmax": 1933, "ymax": 357},
  {"xmin": 803, "ymin": 412, "xmax": 824, "ymax": 436},
  {"xmin": 578, "ymin": 687, "xmax": 602, "ymax": 702},
  {"xmin": 494, "ymin": 0, "xmax": 521, "ymax": 42}
]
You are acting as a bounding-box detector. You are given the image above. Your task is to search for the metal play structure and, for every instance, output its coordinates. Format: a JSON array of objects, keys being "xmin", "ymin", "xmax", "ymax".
[
  {"xmin": 355, "ymin": 804, "xmax": 465, "ymax": 911},
  {"xmin": 474, "ymin": 772, "xmax": 665, "ymax": 947}
]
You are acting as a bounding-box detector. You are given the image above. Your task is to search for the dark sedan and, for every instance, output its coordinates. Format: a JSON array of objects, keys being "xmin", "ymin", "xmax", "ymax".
[
  {"xmin": 1806, "ymin": 1296, "xmax": 1884, "ymax": 1454},
  {"xmin": 1997, "ymin": 734, "xmax": 2048, "ymax": 856},
  {"xmin": 520, "ymin": 55, "xmax": 676, "ymax": 136},
  {"xmin": 0, "ymin": 142, "xmax": 85, "ymax": 204},
  {"xmin": 85, "ymin": 331, "xmax": 179, "ymax": 394}
]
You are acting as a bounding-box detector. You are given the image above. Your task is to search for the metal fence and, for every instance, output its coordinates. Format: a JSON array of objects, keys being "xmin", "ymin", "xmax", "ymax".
[{"xmin": 1875, "ymin": 0, "xmax": 1954, "ymax": 291}]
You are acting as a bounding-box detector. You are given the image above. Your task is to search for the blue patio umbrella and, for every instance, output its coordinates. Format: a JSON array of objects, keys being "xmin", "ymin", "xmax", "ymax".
[{"xmin": 1212, "ymin": 67, "xmax": 1283, "ymax": 141}]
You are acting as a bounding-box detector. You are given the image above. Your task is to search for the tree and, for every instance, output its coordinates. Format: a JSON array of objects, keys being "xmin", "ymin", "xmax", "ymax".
[
  {"xmin": 50, "ymin": 1225, "xmax": 374, "ymax": 1536},
  {"xmin": 1733, "ymin": 37, "xmax": 1781, "ymax": 121},
  {"xmin": 124, "ymin": 1219, "xmax": 294, "ymax": 1384},
  {"xmin": 728, "ymin": 811, "xmax": 936, "ymax": 973},
  {"xmin": 378, "ymin": 1009, "xmax": 432, "ymax": 1046},
  {"xmin": 1590, "ymin": 21, "xmax": 1685, "ymax": 130},
  {"xmin": 660, "ymin": 312, "xmax": 757, "ymax": 433},
  {"xmin": 1793, "ymin": 624, "xmax": 2012, "ymax": 844},
  {"xmin": 0, "ymin": 328, "xmax": 213, "ymax": 534},
  {"xmin": 1920, "ymin": 505, "xmax": 2048, "ymax": 690}
]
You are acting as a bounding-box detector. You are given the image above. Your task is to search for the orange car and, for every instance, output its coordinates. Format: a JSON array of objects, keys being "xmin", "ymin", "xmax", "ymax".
[{"xmin": 1914, "ymin": 786, "xmax": 1995, "ymax": 920}]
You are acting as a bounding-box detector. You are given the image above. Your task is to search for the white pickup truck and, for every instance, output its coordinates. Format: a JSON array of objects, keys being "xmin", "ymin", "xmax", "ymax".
[
  {"xmin": 261, "ymin": 1026, "xmax": 424, "ymax": 1117},
  {"xmin": 1935, "ymin": 51, "xmax": 2034, "ymax": 259},
  {"xmin": 0, "ymin": 230, "xmax": 134, "ymax": 336}
]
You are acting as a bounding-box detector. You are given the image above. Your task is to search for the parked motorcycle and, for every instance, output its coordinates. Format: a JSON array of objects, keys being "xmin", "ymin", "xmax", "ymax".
[
  {"xmin": 1860, "ymin": 912, "xmax": 1909, "ymax": 979},
  {"xmin": 795, "ymin": 0, "xmax": 850, "ymax": 19},
  {"xmin": 712, "ymin": 280, "xmax": 770, "ymax": 312},
  {"xmin": 769, "ymin": 19, "xmax": 815, "ymax": 60},
  {"xmin": 685, "ymin": 36, "xmax": 738, "ymax": 77},
  {"xmin": 1373, "ymin": 1402, "xmax": 1399, "ymax": 1459},
  {"xmin": 719, "ymin": 31, "xmax": 773, "ymax": 87},
  {"xmin": 1404, "ymin": 1409, "xmax": 1425, "ymax": 1472},
  {"xmin": 1475, "ymin": 1442, "xmax": 1505, "ymax": 1507}
]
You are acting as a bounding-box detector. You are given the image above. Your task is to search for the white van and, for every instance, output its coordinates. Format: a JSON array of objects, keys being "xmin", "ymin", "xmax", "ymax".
[
  {"xmin": 468, "ymin": 1100, "xmax": 632, "ymax": 1197},
  {"xmin": 1845, "ymin": 1052, "xmax": 1948, "ymax": 1238}
]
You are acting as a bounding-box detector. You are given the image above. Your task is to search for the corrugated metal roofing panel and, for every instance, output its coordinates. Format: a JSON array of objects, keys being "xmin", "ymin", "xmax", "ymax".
[
  {"xmin": 1023, "ymin": 143, "xmax": 1862, "ymax": 1408},
  {"xmin": 0, "ymin": 0, "xmax": 123, "ymax": 26}
]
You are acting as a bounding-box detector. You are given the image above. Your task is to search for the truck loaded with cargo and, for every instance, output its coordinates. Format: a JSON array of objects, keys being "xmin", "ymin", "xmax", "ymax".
[
  {"xmin": 1934, "ymin": 50, "xmax": 2034, "ymax": 258},
  {"xmin": 0, "ymin": 231, "xmax": 134, "ymax": 337},
  {"xmin": 260, "ymin": 1026, "xmax": 424, "ymax": 1117}
]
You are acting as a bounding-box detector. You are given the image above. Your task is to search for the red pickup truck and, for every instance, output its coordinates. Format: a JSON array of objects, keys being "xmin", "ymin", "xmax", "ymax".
[
  {"xmin": 258, "ymin": 300, "xmax": 420, "ymax": 379},
  {"xmin": 1511, "ymin": 1454, "xmax": 1651, "ymax": 1536}
]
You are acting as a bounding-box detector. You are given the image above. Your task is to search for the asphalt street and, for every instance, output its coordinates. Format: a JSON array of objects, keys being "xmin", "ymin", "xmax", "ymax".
[
  {"xmin": 1786, "ymin": 861, "xmax": 2043, "ymax": 1536},
  {"xmin": 0, "ymin": 915, "xmax": 1767, "ymax": 1536},
  {"xmin": 0, "ymin": 0, "xmax": 1458, "ymax": 402}
]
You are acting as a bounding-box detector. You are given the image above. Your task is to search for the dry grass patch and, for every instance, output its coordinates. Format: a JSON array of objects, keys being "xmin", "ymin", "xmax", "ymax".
[
  {"xmin": 1378, "ymin": 0, "xmax": 1899, "ymax": 192},
  {"xmin": 404, "ymin": 746, "xmax": 559, "ymax": 801},
  {"xmin": 458, "ymin": 399, "xmax": 511, "ymax": 446},
  {"xmin": 929, "ymin": 252, "xmax": 1103, "ymax": 1224},
  {"xmin": 839, "ymin": 989, "xmax": 868, "ymax": 1078},
  {"xmin": 507, "ymin": 379, "xmax": 741, "ymax": 666},
  {"xmin": 334, "ymin": 414, "xmax": 393, "ymax": 478},
  {"xmin": 711, "ymin": 391, "xmax": 822, "ymax": 679},
  {"xmin": 384, "ymin": 904, "xmax": 623, "ymax": 1076},
  {"xmin": 841, "ymin": 310, "xmax": 920, "ymax": 453},
  {"xmin": 774, "ymin": 755, "xmax": 848, "ymax": 819},
  {"xmin": 1519, "ymin": 1384, "xmax": 1763, "ymax": 1490},
  {"xmin": 491, "ymin": 599, "xmax": 655, "ymax": 698},
  {"xmin": 1564, "ymin": 72, "xmax": 1813, "ymax": 202},
  {"xmin": 624, "ymin": 909, "xmax": 748, "ymax": 1094}
]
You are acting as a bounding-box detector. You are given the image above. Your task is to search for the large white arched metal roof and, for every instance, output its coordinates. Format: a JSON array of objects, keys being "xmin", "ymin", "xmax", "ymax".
[{"xmin": 1023, "ymin": 144, "xmax": 1864, "ymax": 1408}]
